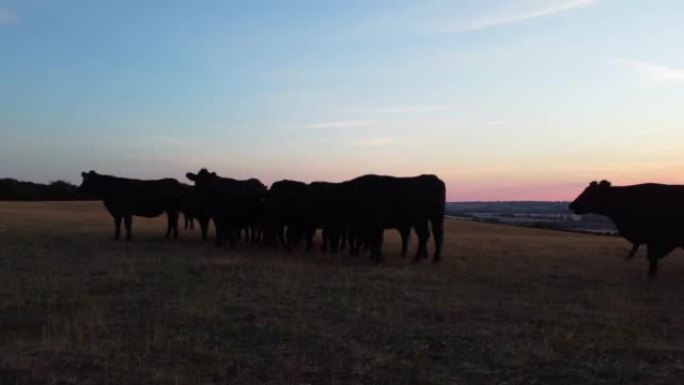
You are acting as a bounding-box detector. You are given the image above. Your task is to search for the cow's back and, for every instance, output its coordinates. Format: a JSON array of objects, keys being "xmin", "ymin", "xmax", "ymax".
[
  {"xmin": 342, "ymin": 174, "xmax": 445, "ymax": 226},
  {"xmin": 610, "ymin": 184, "xmax": 684, "ymax": 243},
  {"xmin": 98, "ymin": 177, "xmax": 182, "ymax": 217}
]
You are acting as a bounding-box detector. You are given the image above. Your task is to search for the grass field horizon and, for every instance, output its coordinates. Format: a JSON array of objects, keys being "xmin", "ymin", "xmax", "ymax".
[{"xmin": 2, "ymin": 201, "xmax": 684, "ymax": 384}]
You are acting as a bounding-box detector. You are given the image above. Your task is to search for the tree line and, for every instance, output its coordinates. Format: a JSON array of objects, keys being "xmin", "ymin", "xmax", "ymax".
[{"xmin": 0, "ymin": 178, "xmax": 95, "ymax": 201}]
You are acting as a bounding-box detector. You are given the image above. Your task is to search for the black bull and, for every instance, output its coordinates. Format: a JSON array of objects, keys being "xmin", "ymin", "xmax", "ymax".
[
  {"xmin": 77, "ymin": 171, "xmax": 183, "ymax": 240},
  {"xmin": 570, "ymin": 180, "xmax": 684, "ymax": 278}
]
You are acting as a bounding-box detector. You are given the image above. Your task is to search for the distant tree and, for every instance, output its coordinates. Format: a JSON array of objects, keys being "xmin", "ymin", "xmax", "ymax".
[{"xmin": 0, "ymin": 178, "xmax": 93, "ymax": 201}]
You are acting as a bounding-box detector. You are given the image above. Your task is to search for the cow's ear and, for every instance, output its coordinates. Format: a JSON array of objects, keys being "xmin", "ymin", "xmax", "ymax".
[
  {"xmin": 590, "ymin": 181, "xmax": 598, "ymax": 187},
  {"xmin": 599, "ymin": 180, "xmax": 611, "ymax": 187},
  {"xmin": 81, "ymin": 172, "xmax": 88, "ymax": 179},
  {"xmin": 211, "ymin": 172, "xmax": 217, "ymax": 177},
  {"xmin": 186, "ymin": 172, "xmax": 197, "ymax": 181}
]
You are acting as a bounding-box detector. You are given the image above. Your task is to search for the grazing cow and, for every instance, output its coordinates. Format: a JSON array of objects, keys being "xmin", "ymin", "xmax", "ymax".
[
  {"xmin": 77, "ymin": 171, "xmax": 182, "ymax": 240},
  {"xmin": 186, "ymin": 169, "xmax": 267, "ymax": 248},
  {"xmin": 569, "ymin": 180, "xmax": 684, "ymax": 278},
  {"xmin": 336, "ymin": 174, "xmax": 446, "ymax": 263},
  {"xmin": 179, "ymin": 183, "xmax": 211, "ymax": 240}
]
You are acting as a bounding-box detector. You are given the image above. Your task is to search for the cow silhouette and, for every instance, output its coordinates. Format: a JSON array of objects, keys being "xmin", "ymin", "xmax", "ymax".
[
  {"xmin": 263, "ymin": 180, "xmax": 312, "ymax": 251},
  {"xmin": 186, "ymin": 169, "xmax": 267, "ymax": 248},
  {"xmin": 333, "ymin": 174, "xmax": 446, "ymax": 263},
  {"xmin": 570, "ymin": 180, "xmax": 684, "ymax": 278},
  {"xmin": 179, "ymin": 183, "xmax": 211, "ymax": 240},
  {"xmin": 77, "ymin": 171, "xmax": 182, "ymax": 240}
]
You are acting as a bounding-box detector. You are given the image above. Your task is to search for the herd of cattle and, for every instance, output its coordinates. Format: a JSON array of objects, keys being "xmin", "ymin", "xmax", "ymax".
[
  {"xmin": 77, "ymin": 169, "xmax": 446, "ymax": 263},
  {"xmin": 77, "ymin": 169, "xmax": 684, "ymax": 277}
]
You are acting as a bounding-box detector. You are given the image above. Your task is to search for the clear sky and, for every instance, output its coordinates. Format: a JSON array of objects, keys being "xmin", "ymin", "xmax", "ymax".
[{"xmin": 2, "ymin": 0, "xmax": 684, "ymax": 201}]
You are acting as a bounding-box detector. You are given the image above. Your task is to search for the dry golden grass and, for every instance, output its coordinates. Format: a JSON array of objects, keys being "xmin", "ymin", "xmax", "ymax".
[{"xmin": 1, "ymin": 201, "xmax": 684, "ymax": 384}]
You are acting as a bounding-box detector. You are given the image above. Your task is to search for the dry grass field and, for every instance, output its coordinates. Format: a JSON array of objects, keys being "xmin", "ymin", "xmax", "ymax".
[{"xmin": 1, "ymin": 202, "xmax": 684, "ymax": 384}]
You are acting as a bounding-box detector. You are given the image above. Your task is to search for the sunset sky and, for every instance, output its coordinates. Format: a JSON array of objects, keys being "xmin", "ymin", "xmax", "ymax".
[{"xmin": 2, "ymin": 0, "xmax": 684, "ymax": 201}]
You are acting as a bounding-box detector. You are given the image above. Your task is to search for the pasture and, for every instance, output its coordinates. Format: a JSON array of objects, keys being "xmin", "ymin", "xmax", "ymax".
[{"xmin": 1, "ymin": 202, "xmax": 684, "ymax": 384}]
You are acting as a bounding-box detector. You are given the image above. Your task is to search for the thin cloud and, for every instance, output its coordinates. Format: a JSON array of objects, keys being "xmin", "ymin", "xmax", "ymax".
[
  {"xmin": 424, "ymin": 0, "xmax": 599, "ymax": 33},
  {"xmin": 0, "ymin": 8, "xmax": 16, "ymax": 25},
  {"xmin": 337, "ymin": 0, "xmax": 598, "ymax": 39},
  {"xmin": 354, "ymin": 137, "xmax": 396, "ymax": 147},
  {"xmin": 359, "ymin": 104, "xmax": 465, "ymax": 114},
  {"xmin": 620, "ymin": 59, "xmax": 684, "ymax": 84},
  {"xmin": 304, "ymin": 119, "xmax": 381, "ymax": 129}
]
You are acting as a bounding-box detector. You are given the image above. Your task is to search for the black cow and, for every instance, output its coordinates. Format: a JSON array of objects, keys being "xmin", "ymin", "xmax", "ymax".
[
  {"xmin": 335, "ymin": 174, "xmax": 446, "ymax": 263},
  {"xmin": 77, "ymin": 171, "xmax": 182, "ymax": 240},
  {"xmin": 306, "ymin": 181, "xmax": 413, "ymax": 257},
  {"xmin": 569, "ymin": 180, "xmax": 684, "ymax": 278},
  {"xmin": 264, "ymin": 180, "xmax": 313, "ymax": 250},
  {"xmin": 307, "ymin": 181, "xmax": 344, "ymax": 253},
  {"xmin": 179, "ymin": 183, "xmax": 211, "ymax": 240},
  {"xmin": 186, "ymin": 169, "xmax": 267, "ymax": 248}
]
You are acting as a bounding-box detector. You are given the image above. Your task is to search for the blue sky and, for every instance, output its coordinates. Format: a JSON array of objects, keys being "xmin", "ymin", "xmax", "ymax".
[{"xmin": 2, "ymin": 0, "xmax": 684, "ymax": 200}]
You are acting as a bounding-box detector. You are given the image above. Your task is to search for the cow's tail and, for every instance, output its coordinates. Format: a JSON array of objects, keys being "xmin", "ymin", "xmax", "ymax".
[{"xmin": 430, "ymin": 177, "xmax": 446, "ymax": 263}]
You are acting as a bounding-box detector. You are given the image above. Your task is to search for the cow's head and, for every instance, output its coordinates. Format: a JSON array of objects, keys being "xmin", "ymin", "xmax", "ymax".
[
  {"xmin": 186, "ymin": 168, "xmax": 217, "ymax": 185},
  {"xmin": 569, "ymin": 180, "xmax": 612, "ymax": 214},
  {"xmin": 77, "ymin": 170, "xmax": 99, "ymax": 195}
]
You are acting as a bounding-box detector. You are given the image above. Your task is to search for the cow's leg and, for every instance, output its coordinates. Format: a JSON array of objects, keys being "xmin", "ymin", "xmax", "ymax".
[
  {"xmin": 229, "ymin": 226, "xmax": 236, "ymax": 248},
  {"xmin": 124, "ymin": 215, "xmax": 132, "ymax": 241},
  {"xmin": 279, "ymin": 227, "xmax": 290, "ymax": 252},
  {"xmin": 340, "ymin": 230, "xmax": 347, "ymax": 251},
  {"xmin": 200, "ymin": 218, "xmax": 209, "ymax": 241},
  {"xmin": 113, "ymin": 216, "xmax": 122, "ymax": 240},
  {"xmin": 348, "ymin": 230, "xmax": 360, "ymax": 256},
  {"xmin": 305, "ymin": 228, "xmax": 315, "ymax": 252},
  {"xmin": 321, "ymin": 228, "xmax": 329, "ymax": 252},
  {"xmin": 252, "ymin": 226, "xmax": 261, "ymax": 244},
  {"xmin": 399, "ymin": 227, "xmax": 410, "ymax": 257},
  {"xmin": 369, "ymin": 228, "xmax": 383, "ymax": 264},
  {"xmin": 326, "ymin": 229, "xmax": 341, "ymax": 255},
  {"xmin": 185, "ymin": 213, "xmax": 194, "ymax": 230},
  {"xmin": 626, "ymin": 243, "xmax": 639, "ymax": 260},
  {"xmin": 646, "ymin": 244, "xmax": 674, "ymax": 279},
  {"xmin": 431, "ymin": 216, "xmax": 444, "ymax": 264},
  {"xmin": 172, "ymin": 211, "xmax": 179, "ymax": 240},
  {"xmin": 165, "ymin": 211, "xmax": 173, "ymax": 239},
  {"xmin": 412, "ymin": 221, "xmax": 430, "ymax": 263},
  {"xmin": 215, "ymin": 222, "xmax": 223, "ymax": 247},
  {"xmin": 287, "ymin": 226, "xmax": 296, "ymax": 250}
]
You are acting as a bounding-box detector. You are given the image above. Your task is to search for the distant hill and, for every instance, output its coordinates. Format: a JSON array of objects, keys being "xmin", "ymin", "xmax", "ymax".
[
  {"xmin": 446, "ymin": 201, "xmax": 616, "ymax": 235},
  {"xmin": 446, "ymin": 201, "xmax": 571, "ymax": 215}
]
